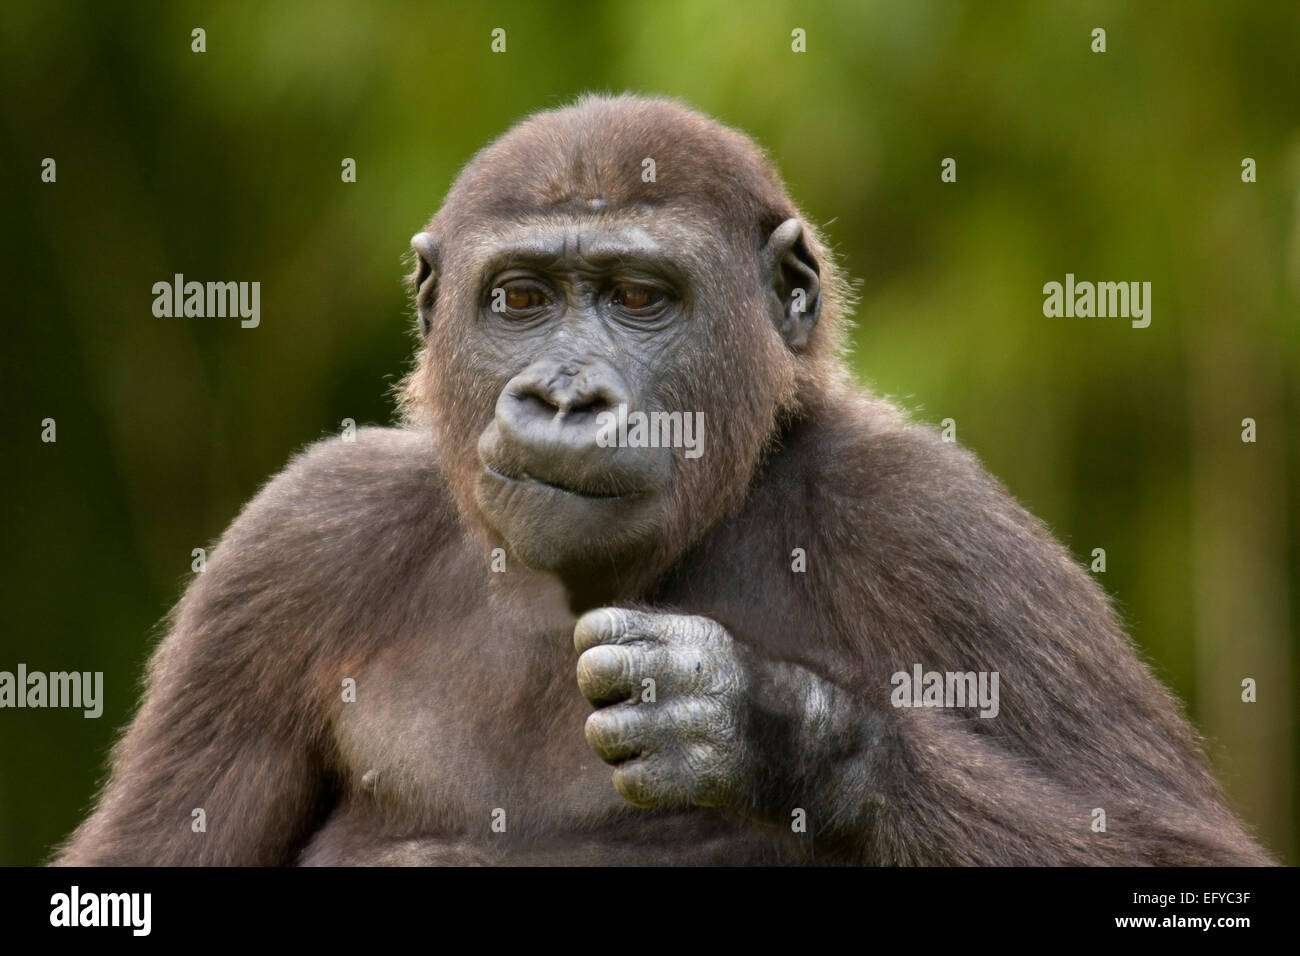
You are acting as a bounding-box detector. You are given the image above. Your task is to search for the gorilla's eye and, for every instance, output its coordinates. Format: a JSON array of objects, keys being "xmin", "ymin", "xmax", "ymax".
[
  {"xmin": 503, "ymin": 285, "xmax": 546, "ymax": 312},
  {"xmin": 611, "ymin": 284, "xmax": 662, "ymax": 312}
]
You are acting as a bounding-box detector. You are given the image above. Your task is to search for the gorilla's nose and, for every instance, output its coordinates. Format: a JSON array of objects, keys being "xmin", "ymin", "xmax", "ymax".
[{"xmin": 497, "ymin": 359, "xmax": 629, "ymax": 452}]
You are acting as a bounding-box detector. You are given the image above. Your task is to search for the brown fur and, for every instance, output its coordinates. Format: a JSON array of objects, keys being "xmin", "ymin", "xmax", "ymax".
[{"xmin": 56, "ymin": 95, "xmax": 1271, "ymax": 865}]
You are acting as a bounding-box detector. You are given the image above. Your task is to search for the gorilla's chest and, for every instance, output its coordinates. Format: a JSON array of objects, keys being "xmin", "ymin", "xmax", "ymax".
[
  {"xmin": 332, "ymin": 618, "xmax": 619, "ymax": 825},
  {"xmin": 321, "ymin": 613, "xmax": 799, "ymax": 864}
]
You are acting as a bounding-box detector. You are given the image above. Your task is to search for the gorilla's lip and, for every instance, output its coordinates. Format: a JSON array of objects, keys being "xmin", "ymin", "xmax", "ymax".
[{"xmin": 482, "ymin": 464, "xmax": 635, "ymax": 500}]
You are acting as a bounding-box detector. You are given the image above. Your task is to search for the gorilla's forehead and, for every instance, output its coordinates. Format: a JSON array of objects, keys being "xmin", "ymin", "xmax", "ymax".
[
  {"xmin": 454, "ymin": 214, "xmax": 721, "ymax": 279},
  {"xmin": 431, "ymin": 96, "xmax": 793, "ymax": 241}
]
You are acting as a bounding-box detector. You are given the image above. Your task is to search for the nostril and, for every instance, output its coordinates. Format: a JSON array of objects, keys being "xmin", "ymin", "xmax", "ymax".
[
  {"xmin": 509, "ymin": 381, "xmax": 613, "ymax": 420},
  {"xmin": 557, "ymin": 388, "xmax": 615, "ymax": 418},
  {"xmin": 514, "ymin": 390, "xmax": 560, "ymax": 421},
  {"xmin": 500, "ymin": 362, "xmax": 632, "ymax": 432}
]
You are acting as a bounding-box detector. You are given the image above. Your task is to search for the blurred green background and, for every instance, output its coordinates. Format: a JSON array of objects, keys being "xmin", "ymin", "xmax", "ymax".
[{"xmin": 1, "ymin": 0, "xmax": 1296, "ymax": 865}]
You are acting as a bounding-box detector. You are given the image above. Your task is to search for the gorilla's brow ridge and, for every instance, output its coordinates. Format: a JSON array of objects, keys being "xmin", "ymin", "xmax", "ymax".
[{"xmin": 478, "ymin": 230, "xmax": 690, "ymax": 285}]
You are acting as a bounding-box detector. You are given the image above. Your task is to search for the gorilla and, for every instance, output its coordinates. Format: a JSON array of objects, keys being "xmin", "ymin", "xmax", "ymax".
[{"xmin": 58, "ymin": 94, "xmax": 1271, "ymax": 865}]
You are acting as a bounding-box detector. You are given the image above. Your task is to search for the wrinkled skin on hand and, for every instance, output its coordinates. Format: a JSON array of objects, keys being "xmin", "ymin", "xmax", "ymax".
[{"xmin": 575, "ymin": 607, "xmax": 784, "ymax": 813}]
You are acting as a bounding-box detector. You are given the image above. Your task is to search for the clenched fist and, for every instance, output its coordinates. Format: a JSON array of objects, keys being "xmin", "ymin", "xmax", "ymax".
[{"xmin": 574, "ymin": 607, "xmax": 759, "ymax": 810}]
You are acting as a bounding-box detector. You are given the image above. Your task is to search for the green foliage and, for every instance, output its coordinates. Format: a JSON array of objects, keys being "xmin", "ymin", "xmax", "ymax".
[{"xmin": 1, "ymin": 0, "xmax": 1295, "ymax": 864}]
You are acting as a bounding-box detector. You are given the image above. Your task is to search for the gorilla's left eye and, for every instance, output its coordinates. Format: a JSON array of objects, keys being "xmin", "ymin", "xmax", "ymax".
[{"xmin": 611, "ymin": 284, "xmax": 663, "ymax": 312}]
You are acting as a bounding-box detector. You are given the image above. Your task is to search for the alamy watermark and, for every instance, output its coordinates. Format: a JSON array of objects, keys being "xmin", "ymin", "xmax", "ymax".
[
  {"xmin": 152, "ymin": 273, "xmax": 260, "ymax": 328},
  {"xmin": 891, "ymin": 664, "xmax": 999, "ymax": 718},
  {"xmin": 0, "ymin": 664, "xmax": 103, "ymax": 718},
  {"xmin": 596, "ymin": 403, "xmax": 704, "ymax": 459},
  {"xmin": 1042, "ymin": 273, "xmax": 1151, "ymax": 328},
  {"xmin": 50, "ymin": 886, "xmax": 150, "ymax": 936}
]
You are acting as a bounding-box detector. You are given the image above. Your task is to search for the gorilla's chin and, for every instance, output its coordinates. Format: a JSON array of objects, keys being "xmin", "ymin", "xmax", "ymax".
[{"xmin": 475, "ymin": 465, "xmax": 664, "ymax": 579}]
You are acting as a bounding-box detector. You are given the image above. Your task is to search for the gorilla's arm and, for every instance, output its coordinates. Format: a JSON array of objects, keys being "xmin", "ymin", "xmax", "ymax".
[
  {"xmin": 55, "ymin": 463, "xmax": 339, "ymax": 865},
  {"xmin": 576, "ymin": 607, "xmax": 1268, "ymax": 867},
  {"xmin": 744, "ymin": 660, "xmax": 1269, "ymax": 865},
  {"xmin": 54, "ymin": 590, "xmax": 327, "ymax": 864},
  {"xmin": 575, "ymin": 414, "xmax": 1272, "ymax": 866},
  {"xmin": 54, "ymin": 606, "xmax": 328, "ymax": 866},
  {"xmin": 56, "ymin": 430, "xmax": 440, "ymax": 865}
]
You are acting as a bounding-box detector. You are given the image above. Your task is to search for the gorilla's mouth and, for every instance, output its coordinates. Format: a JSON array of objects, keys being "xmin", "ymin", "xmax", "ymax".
[{"xmin": 483, "ymin": 464, "xmax": 629, "ymax": 500}]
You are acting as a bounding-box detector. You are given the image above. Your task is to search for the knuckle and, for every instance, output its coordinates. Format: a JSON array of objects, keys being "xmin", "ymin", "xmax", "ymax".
[
  {"xmin": 613, "ymin": 762, "xmax": 658, "ymax": 806},
  {"xmin": 573, "ymin": 608, "xmax": 615, "ymax": 651},
  {"xmin": 584, "ymin": 708, "xmax": 623, "ymax": 752},
  {"xmin": 584, "ymin": 644, "xmax": 627, "ymax": 679}
]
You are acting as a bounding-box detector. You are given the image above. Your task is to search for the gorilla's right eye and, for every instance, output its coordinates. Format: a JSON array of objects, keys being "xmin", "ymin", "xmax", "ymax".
[
  {"xmin": 506, "ymin": 287, "xmax": 543, "ymax": 311},
  {"xmin": 490, "ymin": 281, "xmax": 550, "ymax": 317}
]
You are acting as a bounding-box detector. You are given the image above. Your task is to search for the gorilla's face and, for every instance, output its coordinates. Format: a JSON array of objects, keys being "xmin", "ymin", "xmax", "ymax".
[
  {"xmin": 406, "ymin": 101, "xmax": 823, "ymax": 600},
  {"xmin": 411, "ymin": 207, "xmax": 819, "ymax": 598},
  {"xmin": 470, "ymin": 220, "xmax": 684, "ymax": 573}
]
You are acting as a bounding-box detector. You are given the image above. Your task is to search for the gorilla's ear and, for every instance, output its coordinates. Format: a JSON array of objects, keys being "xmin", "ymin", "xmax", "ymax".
[
  {"xmin": 410, "ymin": 232, "xmax": 440, "ymax": 336},
  {"xmin": 763, "ymin": 218, "xmax": 821, "ymax": 350}
]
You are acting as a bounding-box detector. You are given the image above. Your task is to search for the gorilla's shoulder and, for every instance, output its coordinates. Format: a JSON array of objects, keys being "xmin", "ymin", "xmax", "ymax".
[
  {"xmin": 804, "ymin": 392, "xmax": 1092, "ymax": 608},
  {"xmin": 158, "ymin": 428, "xmax": 468, "ymax": 673},
  {"xmin": 812, "ymin": 393, "xmax": 1041, "ymax": 542},
  {"xmin": 272, "ymin": 426, "xmax": 444, "ymax": 508},
  {"xmin": 213, "ymin": 426, "xmax": 460, "ymax": 571}
]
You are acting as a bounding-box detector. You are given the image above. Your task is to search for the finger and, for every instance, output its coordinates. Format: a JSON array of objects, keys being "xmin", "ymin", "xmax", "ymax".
[
  {"xmin": 574, "ymin": 608, "xmax": 622, "ymax": 653},
  {"xmin": 611, "ymin": 754, "xmax": 689, "ymax": 809},
  {"xmin": 576, "ymin": 644, "xmax": 639, "ymax": 705},
  {"xmin": 573, "ymin": 607, "xmax": 662, "ymax": 653},
  {"xmin": 574, "ymin": 606, "xmax": 713, "ymax": 654},
  {"xmin": 584, "ymin": 703, "xmax": 651, "ymax": 763},
  {"xmin": 578, "ymin": 642, "xmax": 696, "ymax": 705}
]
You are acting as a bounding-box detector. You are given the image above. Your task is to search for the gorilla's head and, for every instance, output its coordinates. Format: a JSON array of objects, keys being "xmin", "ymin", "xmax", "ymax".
[{"xmin": 403, "ymin": 95, "xmax": 847, "ymax": 601}]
